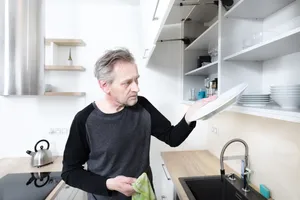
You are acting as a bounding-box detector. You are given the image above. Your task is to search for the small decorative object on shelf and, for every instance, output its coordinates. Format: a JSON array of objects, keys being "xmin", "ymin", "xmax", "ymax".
[
  {"xmin": 45, "ymin": 84, "xmax": 52, "ymax": 92},
  {"xmin": 68, "ymin": 48, "xmax": 73, "ymax": 66}
]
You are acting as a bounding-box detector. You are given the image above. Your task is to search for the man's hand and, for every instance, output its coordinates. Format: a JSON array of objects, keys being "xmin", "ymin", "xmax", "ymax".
[
  {"xmin": 106, "ymin": 176, "xmax": 137, "ymax": 197},
  {"xmin": 185, "ymin": 95, "xmax": 218, "ymax": 124}
]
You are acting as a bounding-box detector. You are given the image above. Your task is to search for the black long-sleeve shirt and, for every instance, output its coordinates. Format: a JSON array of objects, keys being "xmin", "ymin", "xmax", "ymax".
[{"xmin": 61, "ymin": 96, "xmax": 196, "ymax": 200}]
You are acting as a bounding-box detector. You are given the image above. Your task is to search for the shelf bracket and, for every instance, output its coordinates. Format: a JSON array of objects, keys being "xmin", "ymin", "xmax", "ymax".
[
  {"xmin": 178, "ymin": 1, "xmax": 218, "ymax": 6},
  {"xmin": 157, "ymin": 38, "xmax": 191, "ymax": 45}
]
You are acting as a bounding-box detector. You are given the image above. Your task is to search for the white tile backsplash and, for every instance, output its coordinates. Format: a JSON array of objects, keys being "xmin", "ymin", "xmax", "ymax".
[{"xmin": 207, "ymin": 111, "xmax": 300, "ymax": 200}]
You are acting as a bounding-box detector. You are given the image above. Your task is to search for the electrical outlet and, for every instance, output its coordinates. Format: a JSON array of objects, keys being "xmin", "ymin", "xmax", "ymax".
[
  {"xmin": 49, "ymin": 128, "xmax": 69, "ymax": 135},
  {"xmin": 211, "ymin": 126, "xmax": 219, "ymax": 135}
]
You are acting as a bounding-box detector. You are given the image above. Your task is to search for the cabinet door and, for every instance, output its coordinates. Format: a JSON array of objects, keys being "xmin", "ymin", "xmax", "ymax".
[
  {"xmin": 73, "ymin": 189, "xmax": 87, "ymax": 200},
  {"xmin": 140, "ymin": 0, "xmax": 175, "ymax": 46},
  {"xmin": 54, "ymin": 185, "xmax": 78, "ymax": 200},
  {"xmin": 160, "ymin": 163, "xmax": 175, "ymax": 200}
]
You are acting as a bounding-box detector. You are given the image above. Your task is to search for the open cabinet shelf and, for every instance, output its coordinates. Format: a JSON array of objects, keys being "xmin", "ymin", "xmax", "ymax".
[
  {"xmin": 165, "ymin": 1, "xmax": 194, "ymax": 24},
  {"xmin": 220, "ymin": 0, "xmax": 300, "ymax": 123},
  {"xmin": 44, "ymin": 92, "xmax": 86, "ymax": 96},
  {"xmin": 224, "ymin": 0, "xmax": 296, "ymax": 19},
  {"xmin": 157, "ymin": 0, "xmax": 300, "ymax": 124},
  {"xmin": 45, "ymin": 39, "xmax": 86, "ymax": 46},
  {"xmin": 45, "ymin": 65, "xmax": 86, "ymax": 71},
  {"xmin": 224, "ymin": 27, "xmax": 300, "ymax": 61},
  {"xmin": 229, "ymin": 105, "xmax": 300, "ymax": 123},
  {"xmin": 185, "ymin": 61, "xmax": 218, "ymax": 76},
  {"xmin": 185, "ymin": 20, "xmax": 218, "ymax": 51},
  {"xmin": 181, "ymin": 100, "xmax": 196, "ymax": 106}
]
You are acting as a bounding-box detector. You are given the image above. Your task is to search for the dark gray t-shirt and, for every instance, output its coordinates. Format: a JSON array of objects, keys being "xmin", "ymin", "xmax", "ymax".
[{"xmin": 61, "ymin": 96, "xmax": 196, "ymax": 200}]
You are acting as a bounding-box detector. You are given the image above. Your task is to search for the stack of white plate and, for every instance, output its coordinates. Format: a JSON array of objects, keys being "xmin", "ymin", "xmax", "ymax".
[
  {"xmin": 237, "ymin": 94, "xmax": 271, "ymax": 107},
  {"xmin": 271, "ymin": 84, "xmax": 300, "ymax": 109}
]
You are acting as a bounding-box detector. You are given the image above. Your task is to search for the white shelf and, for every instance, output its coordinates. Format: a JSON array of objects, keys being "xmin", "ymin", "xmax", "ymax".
[
  {"xmin": 45, "ymin": 65, "xmax": 86, "ymax": 71},
  {"xmin": 228, "ymin": 105, "xmax": 300, "ymax": 123},
  {"xmin": 44, "ymin": 92, "xmax": 86, "ymax": 96},
  {"xmin": 224, "ymin": 27, "xmax": 300, "ymax": 61},
  {"xmin": 224, "ymin": 0, "xmax": 295, "ymax": 19},
  {"xmin": 45, "ymin": 39, "xmax": 86, "ymax": 46},
  {"xmin": 165, "ymin": 2, "xmax": 194, "ymax": 24},
  {"xmin": 185, "ymin": 61, "xmax": 218, "ymax": 76},
  {"xmin": 185, "ymin": 21, "xmax": 218, "ymax": 51},
  {"xmin": 181, "ymin": 100, "xmax": 196, "ymax": 106}
]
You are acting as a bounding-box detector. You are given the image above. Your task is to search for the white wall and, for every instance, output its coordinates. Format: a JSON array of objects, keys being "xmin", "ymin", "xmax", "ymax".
[
  {"xmin": 0, "ymin": 0, "xmax": 207, "ymax": 198},
  {"xmin": 207, "ymin": 111, "xmax": 300, "ymax": 200},
  {"xmin": 0, "ymin": 0, "xmax": 142, "ymax": 158}
]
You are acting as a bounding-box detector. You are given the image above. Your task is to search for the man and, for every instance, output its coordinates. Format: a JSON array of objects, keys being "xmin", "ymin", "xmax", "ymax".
[{"xmin": 61, "ymin": 48, "xmax": 216, "ymax": 200}]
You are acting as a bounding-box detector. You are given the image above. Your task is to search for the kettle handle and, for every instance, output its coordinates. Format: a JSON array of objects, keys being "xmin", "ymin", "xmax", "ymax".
[{"xmin": 34, "ymin": 139, "xmax": 50, "ymax": 152}]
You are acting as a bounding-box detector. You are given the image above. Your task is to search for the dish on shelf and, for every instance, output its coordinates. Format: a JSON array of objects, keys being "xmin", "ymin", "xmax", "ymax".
[
  {"xmin": 186, "ymin": 83, "xmax": 248, "ymax": 121},
  {"xmin": 237, "ymin": 94, "xmax": 271, "ymax": 107},
  {"xmin": 270, "ymin": 84, "xmax": 300, "ymax": 109}
]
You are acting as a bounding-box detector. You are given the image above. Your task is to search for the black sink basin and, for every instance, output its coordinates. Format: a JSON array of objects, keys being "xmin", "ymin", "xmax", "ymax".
[
  {"xmin": 179, "ymin": 175, "xmax": 223, "ymax": 200},
  {"xmin": 179, "ymin": 174, "xmax": 267, "ymax": 200}
]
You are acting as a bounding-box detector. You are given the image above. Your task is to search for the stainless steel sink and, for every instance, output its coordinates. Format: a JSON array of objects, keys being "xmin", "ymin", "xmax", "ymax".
[{"xmin": 179, "ymin": 174, "xmax": 267, "ymax": 200}]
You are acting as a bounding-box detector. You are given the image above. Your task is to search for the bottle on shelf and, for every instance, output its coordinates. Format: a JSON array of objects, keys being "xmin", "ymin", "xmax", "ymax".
[{"xmin": 68, "ymin": 48, "xmax": 73, "ymax": 66}]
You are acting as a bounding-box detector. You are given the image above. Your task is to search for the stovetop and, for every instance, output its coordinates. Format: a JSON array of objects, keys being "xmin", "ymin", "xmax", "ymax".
[{"xmin": 0, "ymin": 171, "xmax": 62, "ymax": 200}]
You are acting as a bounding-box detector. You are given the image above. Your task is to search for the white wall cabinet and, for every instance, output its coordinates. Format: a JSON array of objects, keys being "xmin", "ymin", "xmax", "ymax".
[
  {"xmin": 54, "ymin": 185, "xmax": 78, "ymax": 200},
  {"xmin": 54, "ymin": 184, "xmax": 87, "ymax": 200},
  {"xmin": 145, "ymin": 0, "xmax": 300, "ymax": 123}
]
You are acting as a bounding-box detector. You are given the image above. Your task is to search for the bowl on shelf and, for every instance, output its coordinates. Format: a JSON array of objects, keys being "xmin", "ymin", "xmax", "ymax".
[{"xmin": 270, "ymin": 84, "xmax": 300, "ymax": 109}]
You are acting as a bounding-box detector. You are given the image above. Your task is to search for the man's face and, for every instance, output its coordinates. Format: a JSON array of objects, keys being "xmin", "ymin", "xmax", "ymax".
[{"xmin": 106, "ymin": 61, "xmax": 140, "ymax": 106}]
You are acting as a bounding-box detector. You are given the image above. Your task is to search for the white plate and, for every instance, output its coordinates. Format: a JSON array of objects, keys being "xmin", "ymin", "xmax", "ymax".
[
  {"xmin": 241, "ymin": 94, "xmax": 270, "ymax": 97},
  {"xmin": 271, "ymin": 91, "xmax": 300, "ymax": 95},
  {"xmin": 271, "ymin": 84, "xmax": 300, "ymax": 87},
  {"xmin": 270, "ymin": 87, "xmax": 300, "ymax": 89},
  {"xmin": 239, "ymin": 101, "xmax": 270, "ymax": 103},
  {"xmin": 240, "ymin": 97, "xmax": 270, "ymax": 100},
  {"xmin": 271, "ymin": 95, "xmax": 300, "ymax": 97},
  {"xmin": 240, "ymin": 103, "xmax": 269, "ymax": 107},
  {"xmin": 187, "ymin": 83, "xmax": 248, "ymax": 121}
]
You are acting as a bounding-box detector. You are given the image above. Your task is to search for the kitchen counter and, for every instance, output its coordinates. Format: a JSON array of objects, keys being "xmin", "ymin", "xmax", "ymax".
[
  {"xmin": 1, "ymin": 151, "xmax": 271, "ymax": 200},
  {"xmin": 0, "ymin": 156, "xmax": 65, "ymax": 199}
]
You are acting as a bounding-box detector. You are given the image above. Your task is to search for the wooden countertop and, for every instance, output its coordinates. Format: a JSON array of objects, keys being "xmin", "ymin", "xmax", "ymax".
[
  {"xmin": 0, "ymin": 156, "xmax": 65, "ymax": 199},
  {"xmin": 161, "ymin": 150, "xmax": 236, "ymax": 200}
]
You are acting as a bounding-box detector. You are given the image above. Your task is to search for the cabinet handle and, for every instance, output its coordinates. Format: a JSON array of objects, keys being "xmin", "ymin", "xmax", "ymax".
[
  {"xmin": 161, "ymin": 195, "xmax": 167, "ymax": 200},
  {"xmin": 152, "ymin": 0, "xmax": 160, "ymax": 21},
  {"xmin": 143, "ymin": 49, "xmax": 149, "ymax": 58},
  {"xmin": 162, "ymin": 164, "xmax": 171, "ymax": 180}
]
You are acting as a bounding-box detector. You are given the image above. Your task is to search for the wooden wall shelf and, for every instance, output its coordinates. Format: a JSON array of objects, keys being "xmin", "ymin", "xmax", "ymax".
[
  {"xmin": 45, "ymin": 65, "xmax": 86, "ymax": 71},
  {"xmin": 45, "ymin": 39, "xmax": 86, "ymax": 46},
  {"xmin": 44, "ymin": 92, "xmax": 86, "ymax": 96}
]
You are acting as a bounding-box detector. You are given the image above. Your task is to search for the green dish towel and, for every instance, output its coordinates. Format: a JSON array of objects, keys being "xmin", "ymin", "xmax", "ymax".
[{"xmin": 132, "ymin": 172, "xmax": 156, "ymax": 200}]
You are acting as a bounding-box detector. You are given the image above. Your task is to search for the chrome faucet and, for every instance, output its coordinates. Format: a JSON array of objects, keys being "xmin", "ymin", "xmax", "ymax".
[{"xmin": 220, "ymin": 138, "xmax": 250, "ymax": 192}]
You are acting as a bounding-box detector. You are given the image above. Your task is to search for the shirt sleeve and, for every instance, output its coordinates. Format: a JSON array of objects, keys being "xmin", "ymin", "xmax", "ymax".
[
  {"xmin": 138, "ymin": 96, "xmax": 196, "ymax": 147},
  {"xmin": 61, "ymin": 109, "xmax": 114, "ymax": 196}
]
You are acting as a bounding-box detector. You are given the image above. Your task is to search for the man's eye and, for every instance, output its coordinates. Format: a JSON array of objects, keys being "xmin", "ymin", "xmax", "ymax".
[{"xmin": 124, "ymin": 81, "xmax": 131, "ymax": 85}]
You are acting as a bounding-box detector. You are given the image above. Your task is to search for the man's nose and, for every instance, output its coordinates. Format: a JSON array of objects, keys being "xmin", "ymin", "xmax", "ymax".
[{"xmin": 131, "ymin": 81, "xmax": 140, "ymax": 92}]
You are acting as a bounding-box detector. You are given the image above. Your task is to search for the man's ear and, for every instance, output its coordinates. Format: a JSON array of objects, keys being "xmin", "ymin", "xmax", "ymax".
[{"xmin": 98, "ymin": 80, "xmax": 110, "ymax": 94}]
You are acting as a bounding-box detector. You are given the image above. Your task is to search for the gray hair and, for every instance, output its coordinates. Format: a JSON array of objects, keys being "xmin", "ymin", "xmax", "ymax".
[{"xmin": 94, "ymin": 48, "xmax": 135, "ymax": 83}]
